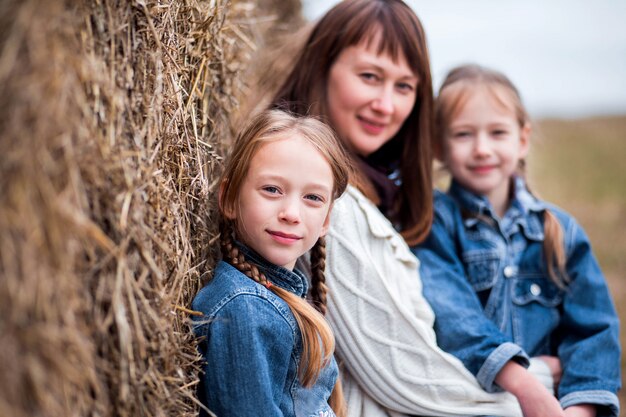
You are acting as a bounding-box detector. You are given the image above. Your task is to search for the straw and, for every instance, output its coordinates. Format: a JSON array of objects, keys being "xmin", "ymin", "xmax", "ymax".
[{"xmin": 0, "ymin": 0, "xmax": 303, "ymax": 415}]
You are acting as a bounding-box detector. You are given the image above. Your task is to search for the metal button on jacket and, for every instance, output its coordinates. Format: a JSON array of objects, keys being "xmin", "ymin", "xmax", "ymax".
[
  {"xmin": 530, "ymin": 283, "xmax": 542, "ymax": 296},
  {"xmin": 503, "ymin": 265, "xmax": 515, "ymax": 278}
]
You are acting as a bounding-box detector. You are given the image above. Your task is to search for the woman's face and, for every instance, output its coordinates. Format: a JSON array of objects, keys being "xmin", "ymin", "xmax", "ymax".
[{"xmin": 326, "ymin": 34, "xmax": 418, "ymax": 157}]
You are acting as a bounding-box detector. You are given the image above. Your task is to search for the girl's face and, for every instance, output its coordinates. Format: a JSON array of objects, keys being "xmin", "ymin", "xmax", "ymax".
[
  {"xmin": 226, "ymin": 134, "xmax": 334, "ymax": 270},
  {"xmin": 440, "ymin": 87, "xmax": 529, "ymax": 215},
  {"xmin": 326, "ymin": 32, "xmax": 418, "ymax": 157}
]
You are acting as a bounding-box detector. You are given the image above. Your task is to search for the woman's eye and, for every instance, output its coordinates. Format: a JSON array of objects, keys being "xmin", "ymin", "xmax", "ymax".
[
  {"xmin": 360, "ymin": 72, "xmax": 379, "ymax": 82},
  {"xmin": 396, "ymin": 82, "xmax": 415, "ymax": 93}
]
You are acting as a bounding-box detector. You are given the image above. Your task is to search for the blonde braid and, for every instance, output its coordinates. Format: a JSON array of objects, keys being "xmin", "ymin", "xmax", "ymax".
[
  {"xmin": 309, "ymin": 237, "xmax": 329, "ymax": 315},
  {"xmin": 542, "ymin": 209, "xmax": 569, "ymax": 289},
  {"xmin": 517, "ymin": 163, "xmax": 569, "ymax": 289}
]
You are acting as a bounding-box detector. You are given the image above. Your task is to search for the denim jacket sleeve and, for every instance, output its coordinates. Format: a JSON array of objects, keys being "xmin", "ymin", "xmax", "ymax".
[
  {"xmin": 195, "ymin": 293, "xmax": 295, "ymax": 417},
  {"xmin": 324, "ymin": 186, "xmax": 523, "ymax": 417},
  {"xmin": 411, "ymin": 197, "xmax": 529, "ymax": 393},
  {"xmin": 553, "ymin": 212, "xmax": 621, "ymax": 416}
]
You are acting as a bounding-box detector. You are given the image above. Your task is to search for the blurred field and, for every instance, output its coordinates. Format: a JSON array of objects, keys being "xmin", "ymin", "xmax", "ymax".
[{"xmin": 528, "ymin": 115, "xmax": 626, "ymax": 409}]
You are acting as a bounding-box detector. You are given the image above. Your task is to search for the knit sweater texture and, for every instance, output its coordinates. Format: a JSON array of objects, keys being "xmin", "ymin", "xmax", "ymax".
[{"xmin": 324, "ymin": 185, "xmax": 523, "ymax": 417}]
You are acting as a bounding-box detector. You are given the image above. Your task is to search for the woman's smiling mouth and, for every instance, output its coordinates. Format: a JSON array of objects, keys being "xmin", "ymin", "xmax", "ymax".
[{"xmin": 358, "ymin": 116, "xmax": 387, "ymax": 135}]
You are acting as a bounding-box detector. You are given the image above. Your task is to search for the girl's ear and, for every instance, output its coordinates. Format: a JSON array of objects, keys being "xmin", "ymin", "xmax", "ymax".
[
  {"xmin": 219, "ymin": 179, "xmax": 237, "ymax": 220},
  {"xmin": 519, "ymin": 122, "xmax": 531, "ymax": 158},
  {"xmin": 318, "ymin": 202, "xmax": 334, "ymax": 237}
]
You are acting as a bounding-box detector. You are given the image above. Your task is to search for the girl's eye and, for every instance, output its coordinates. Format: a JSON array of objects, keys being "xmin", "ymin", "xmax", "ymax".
[
  {"xmin": 492, "ymin": 129, "xmax": 508, "ymax": 137},
  {"xmin": 304, "ymin": 194, "xmax": 325, "ymax": 204},
  {"xmin": 452, "ymin": 131, "xmax": 471, "ymax": 139},
  {"xmin": 262, "ymin": 186, "xmax": 280, "ymax": 194}
]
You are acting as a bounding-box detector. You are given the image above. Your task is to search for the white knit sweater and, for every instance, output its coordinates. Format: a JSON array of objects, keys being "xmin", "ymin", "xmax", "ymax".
[{"xmin": 324, "ymin": 185, "xmax": 523, "ymax": 417}]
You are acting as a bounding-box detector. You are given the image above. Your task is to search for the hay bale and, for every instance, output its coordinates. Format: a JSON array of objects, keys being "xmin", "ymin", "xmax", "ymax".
[
  {"xmin": 235, "ymin": 0, "xmax": 310, "ymax": 123},
  {"xmin": 0, "ymin": 0, "xmax": 303, "ymax": 415}
]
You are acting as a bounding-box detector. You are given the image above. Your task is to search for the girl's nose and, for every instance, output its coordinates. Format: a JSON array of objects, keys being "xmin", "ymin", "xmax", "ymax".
[
  {"xmin": 473, "ymin": 134, "xmax": 491, "ymax": 157},
  {"xmin": 371, "ymin": 87, "xmax": 394, "ymax": 115},
  {"xmin": 279, "ymin": 198, "xmax": 300, "ymax": 224}
]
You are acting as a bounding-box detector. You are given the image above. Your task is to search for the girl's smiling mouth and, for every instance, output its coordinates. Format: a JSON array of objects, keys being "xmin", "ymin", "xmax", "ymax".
[
  {"xmin": 267, "ymin": 230, "xmax": 302, "ymax": 244},
  {"xmin": 470, "ymin": 164, "xmax": 497, "ymax": 174}
]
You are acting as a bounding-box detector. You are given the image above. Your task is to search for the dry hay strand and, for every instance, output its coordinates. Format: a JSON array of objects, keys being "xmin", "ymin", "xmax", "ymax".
[
  {"xmin": 0, "ymin": 0, "xmax": 276, "ymax": 415},
  {"xmin": 231, "ymin": 0, "xmax": 308, "ymax": 125}
]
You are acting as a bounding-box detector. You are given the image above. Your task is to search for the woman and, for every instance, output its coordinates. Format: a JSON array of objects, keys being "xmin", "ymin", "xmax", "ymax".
[{"xmin": 269, "ymin": 1, "xmax": 524, "ymax": 416}]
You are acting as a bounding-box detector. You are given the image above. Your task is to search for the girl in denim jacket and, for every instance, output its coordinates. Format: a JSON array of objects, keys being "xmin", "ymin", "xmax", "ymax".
[
  {"xmin": 192, "ymin": 110, "xmax": 350, "ymax": 417},
  {"xmin": 413, "ymin": 64, "xmax": 621, "ymax": 417}
]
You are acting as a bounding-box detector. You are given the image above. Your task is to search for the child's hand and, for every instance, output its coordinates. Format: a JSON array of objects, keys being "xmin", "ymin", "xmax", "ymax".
[
  {"xmin": 536, "ymin": 355, "xmax": 562, "ymax": 387},
  {"xmin": 495, "ymin": 361, "xmax": 564, "ymax": 417},
  {"xmin": 563, "ymin": 404, "xmax": 596, "ymax": 417},
  {"xmin": 515, "ymin": 381, "xmax": 564, "ymax": 417}
]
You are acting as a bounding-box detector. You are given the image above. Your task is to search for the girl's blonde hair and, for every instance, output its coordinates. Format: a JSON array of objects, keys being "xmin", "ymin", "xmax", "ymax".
[
  {"xmin": 435, "ymin": 64, "xmax": 569, "ymax": 288},
  {"xmin": 218, "ymin": 109, "xmax": 350, "ymax": 415}
]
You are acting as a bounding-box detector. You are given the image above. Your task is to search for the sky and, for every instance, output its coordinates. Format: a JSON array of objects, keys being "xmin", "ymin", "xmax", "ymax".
[{"xmin": 301, "ymin": 0, "xmax": 626, "ymax": 119}]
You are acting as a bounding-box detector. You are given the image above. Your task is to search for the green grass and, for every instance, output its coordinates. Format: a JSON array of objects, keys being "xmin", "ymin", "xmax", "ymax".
[{"xmin": 528, "ymin": 115, "xmax": 626, "ymax": 407}]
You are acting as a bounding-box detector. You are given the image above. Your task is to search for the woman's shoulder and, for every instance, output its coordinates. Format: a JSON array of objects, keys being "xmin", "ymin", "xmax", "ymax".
[
  {"xmin": 332, "ymin": 185, "xmax": 398, "ymax": 239},
  {"xmin": 333, "ymin": 184, "xmax": 371, "ymax": 212},
  {"xmin": 329, "ymin": 185, "xmax": 418, "ymax": 265}
]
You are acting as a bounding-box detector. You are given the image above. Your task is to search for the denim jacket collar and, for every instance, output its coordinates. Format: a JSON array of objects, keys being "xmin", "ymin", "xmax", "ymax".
[
  {"xmin": 236, "ymin": 242, "xmax": 309, "ymax": 297},
  {"xmin": 448, "ymin": 180, "xmax": 494, "ymax": 225},
  {"xmin": 449, "ymin": 177, "xmax": 547, "ymax": 241}
]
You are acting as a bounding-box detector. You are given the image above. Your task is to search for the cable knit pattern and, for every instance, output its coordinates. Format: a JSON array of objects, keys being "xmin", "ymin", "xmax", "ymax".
[{"xmin": 325, "ymin": 185, "xmax": 522, "ymax": 417}]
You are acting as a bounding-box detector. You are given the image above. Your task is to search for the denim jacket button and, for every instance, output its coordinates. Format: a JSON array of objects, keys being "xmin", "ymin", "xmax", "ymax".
[
  {"xmin": 530, "ymin": 283, "xmax": 542, "ymax": 296},
  {"xmin": 503, "ymin": 265, "xmax": 515, "ymax": 278}
]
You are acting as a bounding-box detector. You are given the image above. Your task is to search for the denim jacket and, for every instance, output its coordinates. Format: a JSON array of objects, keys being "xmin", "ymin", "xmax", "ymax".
[
  {"xmin": 412, "ymin": 178, "xmax": 621, "ymax": 416},
  {"xmin": 192, "ymin": 245, "xmax": 339, "ymax": 417}
]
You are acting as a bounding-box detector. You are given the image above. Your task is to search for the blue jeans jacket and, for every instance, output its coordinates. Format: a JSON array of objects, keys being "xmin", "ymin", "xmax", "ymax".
[
  {"xmin": 412, "ymin": 178, "xmax": 621, "ymax": 416},
  {"xmin": 192, "ymin": 246, "xmax": 338, "ymax": 417}
]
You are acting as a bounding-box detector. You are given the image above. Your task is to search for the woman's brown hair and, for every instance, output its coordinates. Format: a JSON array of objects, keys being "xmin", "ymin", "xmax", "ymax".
[
  {"xmin": 270, "ymin": 0, "xmax": 434, "ymax": 246},
  {"xmin": 218, "ymin": 109, "xmax": 350, "ymax": 414},
  {"xmin": 435, "ymin": 64, "xmax": 569, "ymax": 288}
]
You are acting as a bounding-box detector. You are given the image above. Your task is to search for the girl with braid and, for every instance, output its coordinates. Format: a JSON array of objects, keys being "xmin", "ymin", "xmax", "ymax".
[
  {"xmin": 412, "ymin": 64, "xmax": 621, "ymax": 417},
  {"xmin": 192, "ymin": 109, "xmax": 350, "ymax": 417}
]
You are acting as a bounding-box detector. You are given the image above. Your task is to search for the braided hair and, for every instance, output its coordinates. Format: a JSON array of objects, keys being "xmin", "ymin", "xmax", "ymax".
[
  {"xmin": 216, "ymin": 110, "xmax": 351, "ymax": 415},
  {"xmin": 219, "ymin": 218, "xmax": 335, "ymax": 386},
  {"xmin": 309, "ymin": 237, "xmax": 329, "ymax": 315}
]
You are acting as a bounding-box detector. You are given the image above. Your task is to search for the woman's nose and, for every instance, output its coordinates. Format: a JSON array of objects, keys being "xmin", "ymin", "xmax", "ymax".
[{"xmin": 371, "ymin": 87, "xmax": 394, "ymax": 115}]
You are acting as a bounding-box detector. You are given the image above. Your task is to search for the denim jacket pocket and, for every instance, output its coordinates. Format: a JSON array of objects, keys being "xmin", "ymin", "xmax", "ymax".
[
  {"xmin": 512, "ymin": 278, "xmax": 563, "ymax": 307},
  {"xmin": 462, "ymin": 250, "xmax": 500, "ymax": 291}
]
